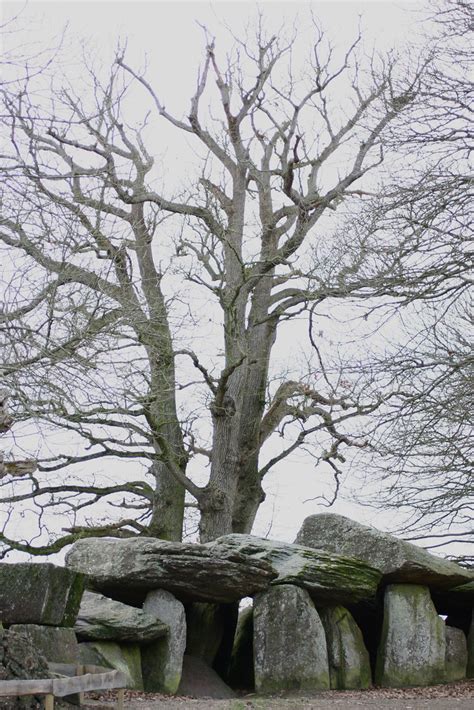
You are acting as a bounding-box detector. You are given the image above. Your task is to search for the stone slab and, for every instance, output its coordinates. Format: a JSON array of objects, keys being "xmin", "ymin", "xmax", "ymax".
[
  {"xmin": 254, "ymin": 584, "xmax": 330, "ymax": 693},
  {"xmin": 75, "ymin": 591, "xmax": 168, "ymax": 642},
  {"xmin": 375, "ymin": 584, "xmax": 446, "ymax": 687},
  {"xmin": 445, "ymin": 625, "xmax": 467, "ymax": 682},
  {"xmin": 66, "ymin": 537, "xmax": 276, "ymax": 604},
  {"xmin": 208, "ymin": 534, "xmax": 382, "ymax": 605},
  {"xmin": 295, "ymin": 514, "xmax": 473, "ymax": 592},
  {"xmin": 78, "ymin": 641, "xmax": 143, "ymax": 690},
  {"xmin": 178, "ymin": 655, "xmax": 236, "ymax": 699},
  {"xmin": 0, "ymin": 563, "xmax": 84, "ymax": 626},
  {"xmin": 9, "ymin": 625, "xmax": 79, "ymax": 664},
  {"xmin": 319, "ymin": 606, "xmax": 371, "ymax": 689},
  {"xmin": 141, "ymin": 589, "xmax": 186, "ymax": 694}
]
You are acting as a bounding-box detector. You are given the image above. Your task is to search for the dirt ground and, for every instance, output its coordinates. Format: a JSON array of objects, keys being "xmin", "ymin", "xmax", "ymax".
[{"xmin": 84, "ymin": 680, "xmax": 474, "ymax": 709}]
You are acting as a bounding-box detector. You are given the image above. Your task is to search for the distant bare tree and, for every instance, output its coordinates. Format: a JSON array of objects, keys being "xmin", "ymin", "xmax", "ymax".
[{"xmin": 344, "ymin": 0, "xmax": 473, "ymax": 560}]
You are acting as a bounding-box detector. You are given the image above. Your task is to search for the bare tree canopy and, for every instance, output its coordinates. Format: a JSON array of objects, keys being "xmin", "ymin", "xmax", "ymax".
[
  {"xmin": 0, "ymin": 5, "xmax": 470, "ymax": 558},
  {"xmin": 342, "ymin": 0, "xmax": 473, "ymax": 561}
]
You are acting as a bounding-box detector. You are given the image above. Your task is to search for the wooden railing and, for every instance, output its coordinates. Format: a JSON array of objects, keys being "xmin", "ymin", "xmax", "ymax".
[{"xmin": 0, "ymin": 664, "xmax": 127, "ymax": 709}]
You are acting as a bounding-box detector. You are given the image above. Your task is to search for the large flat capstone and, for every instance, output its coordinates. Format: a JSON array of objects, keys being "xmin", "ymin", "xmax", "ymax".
[
  {"xmin": 65, "ymin": 538, "xmax": 276, "ymax": 604},
  {"xmin": 75, "ymin": 591, "xmax": 168, "ymax": 642},
  {"xmin": 295, "ymin": 514, "xmax": 474, "ymax": 592},
  {"xmin": 207, "ymin": 534, "xmax": 382, "ymax": 605},
  {"xmin": 0, "ymin": 563, "xmax": 84, "ymax": 626}
]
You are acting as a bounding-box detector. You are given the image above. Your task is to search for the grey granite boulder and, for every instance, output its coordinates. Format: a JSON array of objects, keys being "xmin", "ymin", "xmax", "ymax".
[
  {"xmin": 468, "ymin": 612, "xmax": 474, "ymax": 678},
  {"xmin": 0, "ymin": 563, "xmax": 84, "ymax": 626},
  {"xmin": 178, "ymin": 656, "xmax": 236, "ymax": 699},
  {"xmin": 9, "ymin": 625, "xmax": 79, "ymax": 664},
  {"xmin": 0, "ymin": 627, "xmax": 51, "ymax": 709},
  {"xmin": 66, "ymin": 537, "xmax": 276, "ymax": 604},
  {"xmin": 375, "ymin": 584, "xmax": 446, "ymax": 687},
  {"xmin": 79, "ymin": 641, "xmax": 143, "ymax": 689},
  {"xmin": 207, "ymin": 534, "xmax": 381, "ymax": 605},
  {"xmin": 445, "ymin": 625, "xmax": 467, "ymax": 681},
  {"xmin": 295, "ymin": 514, "xmax": 473, "ymax": 592},
  {"xmin": 319, "ymin": 606, "xmax": 371, "ymax": 689},
  {"xmin": 141, "ymin": 589, "xmax": 186, "ymax": 694},
  {"xmin": 75, "ymin": 591, "xmax": 168, "ymax": 642},
  {"xmin": 254, "ymin": 584, "xmax": 330, "ymax": 693}
]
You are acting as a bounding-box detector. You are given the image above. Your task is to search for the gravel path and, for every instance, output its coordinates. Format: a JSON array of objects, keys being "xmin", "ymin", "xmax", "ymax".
[{"xmin": 84, "ymin": 680, "xmax": 474, "ymax": 709}]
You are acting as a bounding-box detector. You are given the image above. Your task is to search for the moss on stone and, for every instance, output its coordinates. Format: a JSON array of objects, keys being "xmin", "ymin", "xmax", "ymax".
[{"xmin": 61, "ymin": 571, "xmax": 85, "ymax": 626}]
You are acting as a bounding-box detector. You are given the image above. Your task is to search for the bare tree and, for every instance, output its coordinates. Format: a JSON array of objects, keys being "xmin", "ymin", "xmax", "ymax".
[
  {"xmin": 343, "ymin": 0, "xmax": 473, "ymax": 560},
  {"xmin": 0, "ymin": 20, "xmax": 428, "ymax": 554}
]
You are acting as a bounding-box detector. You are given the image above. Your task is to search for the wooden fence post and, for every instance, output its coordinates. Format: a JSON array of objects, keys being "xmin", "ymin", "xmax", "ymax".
[{"xmin": 116, "ymin": 688, "xmax": 125, "ymax": 710}]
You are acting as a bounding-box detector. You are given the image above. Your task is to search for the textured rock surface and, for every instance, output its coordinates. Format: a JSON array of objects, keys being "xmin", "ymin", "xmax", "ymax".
[
  {"xmin": 141, "ymin": 589, "xmax": 186, "ymax": 694},
  {"xmin": 79, "ymin": 640, "xmax": 143, "ymax": 689},
  {"xmin": 75, "ymin": 591, "xmax": 168, "ymax": 642},
  {"xmin": 66, "ymin": 537, "xmax": 276, "ymax": 604},
  {"xmin": 319, "ymin": 606, "xmax": 371, "ymax": 689},
  {"xmin": 228, "ymin": 605, "xmax": 254, "ymax": 690},
  {"xmin": 295, "ymin": 514, "xmax": 473, "ymax": 591},
  {"xmin": 9, "ymin": 625, "xmax": 79, "ymax": 663},
  {"xmin": 178, "ymin": 655, "xmax": 236, "ymax": 699},
  {"xmin": 445, "ymin": 625, "xmax": 468, "ymax": 681},
  {"xmin": 253, "ymin": 584, "xmax": 330, "ymax": 693},
  {"xmin": 0, "ymin": 627, "xmax": 51, "ymax": 709},
  {"xmin": 185, "ymin": 602, "xmax": 224, "ymax": 665},
  {"xmin": 208, "ymin": 534, "xmax": 381, "ymax": 605},
  {"xmin": 468, "ymin": 612, "xmax": 474, "ymax": 678},
  {"xmin": 375, "ymin": 584, "xmax": 446, "ymax": 687},
  {"xmin": 0, "ymin": 563, "xmax": 84, "ymax": 626}
]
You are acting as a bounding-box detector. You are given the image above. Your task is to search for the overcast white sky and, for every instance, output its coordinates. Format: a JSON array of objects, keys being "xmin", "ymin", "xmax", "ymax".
[{"xmin": 3, "ymin": 0, "xmax": 451, "ymax": 559}]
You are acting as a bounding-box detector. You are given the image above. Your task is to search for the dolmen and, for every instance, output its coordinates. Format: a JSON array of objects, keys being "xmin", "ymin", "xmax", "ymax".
[{"xmin": 1, "ymin": 514, "xmax": 473, "ymax": 697}]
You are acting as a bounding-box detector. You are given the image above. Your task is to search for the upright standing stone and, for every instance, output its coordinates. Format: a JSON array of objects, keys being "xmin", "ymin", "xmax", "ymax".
[
  {"xmin": 467, "ymin": 611, "xmax": 474, "ymax": 678},
  {"xmin": 445, "ymin": 625, "xmax": 467, "ymax": 681},
  {"xmin": 253, "ymin": 584, "xmax": 330, "ymax": 693},
  {"xmin": 79, "ymin": 641, "xmax": 143, "ymax": 689},
  {"xmin": 228, "ymin": 605, "xmax": 254, "ymax": 690},
  {"xmin": 141, "ymin": 589, "xmax": 186, "ymax": 694},
  {"xmin": 376, "ymin": 584, "xmax": 446, "ymax": 687},
  {"xmin": 319, "ymin": 606, "xmax": 371, "ymax": 689}
]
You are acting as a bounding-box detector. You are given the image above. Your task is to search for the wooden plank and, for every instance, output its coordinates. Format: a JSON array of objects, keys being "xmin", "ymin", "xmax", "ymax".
[
  {"xmin": 48, "ymin": 663, "xmax": 112, "ymax": 676},
  {"xmin": 53, "ymin": 670, "xmax": 128, "ymax": 697},
  {"xmin": 45, "ymin": 694, "xmax": 55, "ymax": 710},
  {"xmin": 0, "ymin": 679, "xmax": 53, "ymax": 696},
  {"xmin": 0, "ymin": 669, "xmax": 127, "ymax": 698}
]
